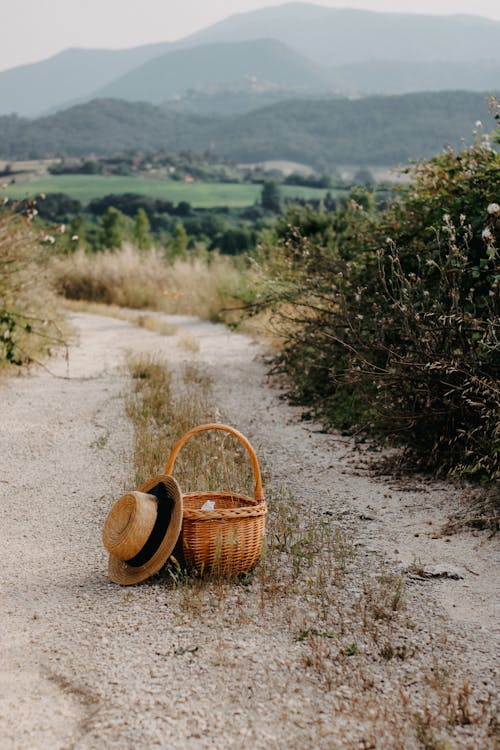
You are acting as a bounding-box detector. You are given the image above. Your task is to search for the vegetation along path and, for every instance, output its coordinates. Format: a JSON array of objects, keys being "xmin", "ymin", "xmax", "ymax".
[{"xmin": 0, "ymin": 311, "xmax": 498, "ymax": 749}]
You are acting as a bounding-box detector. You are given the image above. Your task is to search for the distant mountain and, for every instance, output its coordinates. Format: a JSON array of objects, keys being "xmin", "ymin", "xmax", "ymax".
[
  {"xmin": 178, "ymin": 2, "xmax": 500, "ymax": 67},
  {"xmin": 1, "ymin": 3, "xmax": 499, "ymax": 118},
  {"xmin": 334, "ymin": 60, "xmax": 500, "ymax": 95},
  {"xmin": 0, "ymin": 43, "xmax": 171, "ymax": 117},
  {"xmin": 0, "ymin": 92, "xmax": 495, "ymax": 168},
  {"xmin": 90, "ymin": 39, "xmax": 333, "ymax": 104}
]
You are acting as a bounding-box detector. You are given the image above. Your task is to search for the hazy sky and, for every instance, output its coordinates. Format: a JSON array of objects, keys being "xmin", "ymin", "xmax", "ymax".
[{"xmin": 2, "ymin": 0, "xmax": 500, "ymax": 72}]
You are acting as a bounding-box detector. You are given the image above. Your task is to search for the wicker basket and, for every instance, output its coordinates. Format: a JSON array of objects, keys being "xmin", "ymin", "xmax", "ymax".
[{"xmin": 164, "ymin": 423, "xmax": 267, "ymax": 576}]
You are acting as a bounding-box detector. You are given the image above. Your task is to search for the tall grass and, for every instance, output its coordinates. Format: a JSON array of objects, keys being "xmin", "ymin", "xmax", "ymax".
[{"xmin": 50, "ymin": 244, "xmax": 244, "ymax": 321}]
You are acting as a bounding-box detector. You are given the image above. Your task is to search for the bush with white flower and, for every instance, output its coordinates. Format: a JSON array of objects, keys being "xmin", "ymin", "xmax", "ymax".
[
  {"xmin": 0, "ymin": 207, "xmax": 64, "ymax": 367},
  {"xmin": 253, "ymin": 127, "xmax": 499, "ymax": 484}
]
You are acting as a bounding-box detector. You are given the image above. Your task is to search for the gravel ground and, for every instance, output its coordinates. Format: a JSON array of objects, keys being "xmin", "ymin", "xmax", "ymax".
[{"xmin": 0, "ymin": 312, "xmax": 498, "ymax": 749}]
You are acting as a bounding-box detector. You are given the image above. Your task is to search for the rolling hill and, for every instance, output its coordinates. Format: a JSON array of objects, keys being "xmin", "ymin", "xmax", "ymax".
[
  {"xmin": 0, "ymin": 92, "xmax": 495, "ymax": 168},
  {"xmin": 0, "ymin": 99, "xmax": 213, "ymax": 160},
  {"xmin": 90, "ymin": 39, "xmax": 334, "ymax": 104},
  {"xmin": 201, "ymin": 91, "xmax": 497, "ymax": 166}
]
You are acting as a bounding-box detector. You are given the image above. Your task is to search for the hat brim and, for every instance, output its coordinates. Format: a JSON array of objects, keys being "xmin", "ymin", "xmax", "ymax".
[{"xmin": 107, "ymin": 474, "xmax": 182, "ymax": 585}]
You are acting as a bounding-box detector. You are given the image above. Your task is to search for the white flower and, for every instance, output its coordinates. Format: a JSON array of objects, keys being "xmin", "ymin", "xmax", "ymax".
[
  {"xmin": 475, "ymin": 120, "xmax": 482, "ymax": 128},
  {"xmin": 487, "ymin": 203, "xmax": 500, "ymax": 216},
  {"xmin": 482, "ymin": 227, "xmax": 493, "ymax": 241}
]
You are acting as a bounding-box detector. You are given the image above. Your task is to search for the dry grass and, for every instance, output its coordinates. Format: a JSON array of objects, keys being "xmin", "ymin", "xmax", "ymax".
[
  {"xmin": 135, "ymin": 314, "xmax": 177, "ymax": 336},
  {"xmin": 52, "ymin": 242, "xmax": 284, "ymax": 347},
  {"xmin": 123, "ymin": 353, "xmax": 498, "ymax": 748},
  {"xmin": 177, "ymin": 333, "xmax": 200, "ymax": 352},
  {"xmin": 51, "ymin": 244, "xmax": 243, "ymax": 321},
  {"xmin": 125, "ymin": 353, "xmax": 252, "ymax": 493}
]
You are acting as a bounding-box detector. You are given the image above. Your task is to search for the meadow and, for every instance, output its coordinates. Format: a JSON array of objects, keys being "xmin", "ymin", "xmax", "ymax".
[{"xmin": 4, "ymin": 174, "xmax": 334, "ymax": 207}]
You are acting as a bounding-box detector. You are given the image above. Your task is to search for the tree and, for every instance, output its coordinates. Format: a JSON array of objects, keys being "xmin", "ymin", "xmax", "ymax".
[
  {"xmin": 324, "ymin": 191, "xmax": 337, "ymax": 212},
  {"xmin": 169, "ymin": 223, "xmax": 189, "ymax": 259},
  {"xmin": 133, "ymin": 208, "xmax": 151, "ymax": 250},
  {"xmin": 261, "ymin": 181, "xmax": 282, "ymax": 213},
  {"xmin": 33, "ymin": 192, "xmax": 82, "ymax": 222},
  {"xmin": 353, "ymin": 168, "xmax": 375, "ymax": 185},
  {"xmin": 100, "ymin": 207, "xmax": 125, "ymax": 249},
  {"xmin": 217, "ymin": 227, "xmax": 254, "ymax": 255},
  {"xmin": 176, "ymin": 201, "xmax": 192, "ymax": 216}
]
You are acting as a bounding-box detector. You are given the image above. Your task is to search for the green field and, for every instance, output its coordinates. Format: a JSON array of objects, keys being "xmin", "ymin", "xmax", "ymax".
[{"xmin": 3, "ymin": 175, "xmax": 335, "ymax": 207}]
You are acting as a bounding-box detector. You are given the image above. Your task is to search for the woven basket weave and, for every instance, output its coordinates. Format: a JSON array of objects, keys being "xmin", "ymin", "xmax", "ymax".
[{"xmin": 164, "ymin": 423, "xmax": 267, "ymax": 576}]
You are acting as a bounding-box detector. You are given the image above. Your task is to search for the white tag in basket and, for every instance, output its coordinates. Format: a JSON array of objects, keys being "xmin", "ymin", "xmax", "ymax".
[{"xmin": 201, "ymin": 500, "xmax": 215, "ymax": 510}]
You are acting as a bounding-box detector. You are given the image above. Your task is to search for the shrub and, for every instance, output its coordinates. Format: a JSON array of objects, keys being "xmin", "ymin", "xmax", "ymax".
[
  {"xmin": 0, "ymin": 208, "xmax": 64, "ymax": 367},
  {"xmin": 16, "ymin": 192, "xmax": 82, "ymax": 222},
  {"xmin": 251, "ymin": 139, "xmax": 500, "ymax": 482}
]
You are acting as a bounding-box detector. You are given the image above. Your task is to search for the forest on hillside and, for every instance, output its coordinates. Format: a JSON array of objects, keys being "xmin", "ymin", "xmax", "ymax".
[{"xmin": 0, "ymin": 91, "xmax": 496, "ymax": 167}]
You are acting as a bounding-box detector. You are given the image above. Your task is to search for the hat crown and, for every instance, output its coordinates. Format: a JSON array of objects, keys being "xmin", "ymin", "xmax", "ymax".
[{"xmin": 102, "ymin": 492, "xmax": 157, "ymax": 561}]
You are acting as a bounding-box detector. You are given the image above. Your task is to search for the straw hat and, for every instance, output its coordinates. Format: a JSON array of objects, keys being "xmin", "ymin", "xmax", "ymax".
[{"xmin": 102, "ymin": 474, "xmax": 182, "ymax": 585}]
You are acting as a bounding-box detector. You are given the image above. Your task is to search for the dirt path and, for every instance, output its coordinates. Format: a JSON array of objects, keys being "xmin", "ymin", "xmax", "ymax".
[{"xmin": 0, "ymin": 312, "xmax": 498, "ymax": 749}]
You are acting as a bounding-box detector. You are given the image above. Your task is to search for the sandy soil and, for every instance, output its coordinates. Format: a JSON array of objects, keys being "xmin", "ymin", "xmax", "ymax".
[{"xmin": 0, "ymin": 311, "xmax": 498, "ymax": 749}]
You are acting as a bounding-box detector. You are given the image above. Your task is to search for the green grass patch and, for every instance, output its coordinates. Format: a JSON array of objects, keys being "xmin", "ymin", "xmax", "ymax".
[{"xmin": 4, "ymin": 175, "xmax": 336, "ymax": 207}]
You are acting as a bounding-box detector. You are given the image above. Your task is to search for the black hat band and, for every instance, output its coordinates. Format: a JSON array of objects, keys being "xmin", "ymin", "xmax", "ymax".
[{"xmin": 125, "ymin": 482, "xmax": 174, "ymax": 568}]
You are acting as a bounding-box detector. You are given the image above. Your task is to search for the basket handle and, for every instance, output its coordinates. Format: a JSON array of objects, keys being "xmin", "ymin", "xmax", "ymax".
[{"xmin": 164, "ymin": 423, "xmax": 264, "ymax": 502}]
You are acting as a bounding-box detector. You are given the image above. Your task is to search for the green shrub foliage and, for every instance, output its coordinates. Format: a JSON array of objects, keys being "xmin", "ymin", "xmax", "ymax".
[
  {"xmin": 0, "ymin": 208, "xmax": 63, "ymax": 366},
  {"xmin": 254, "ymin": 139, "xmax": 499, "ymax": 482}
]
